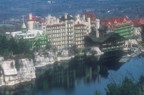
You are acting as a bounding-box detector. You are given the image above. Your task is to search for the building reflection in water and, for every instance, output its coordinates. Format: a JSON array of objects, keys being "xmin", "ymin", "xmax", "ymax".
[
  {"xmin": 0, "ymin": 80, "xmax": 35, "ymax": 95},
  {"xmin": 0, "ymin": 50, "xmax": 124, "ymax": 95},
  {"xmin": 35, "ymin": 50, "xmax": 124, "ymax": 92}
]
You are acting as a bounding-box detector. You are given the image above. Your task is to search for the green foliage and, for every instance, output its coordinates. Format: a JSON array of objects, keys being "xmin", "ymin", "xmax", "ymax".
[
  {"xmin": 139, "ymin": 76, "xmax": 144, "ymax": 84},
  {"xmin": 45, "ymin": 42, "xmax": 51, "ymax": 49},
  {"xmin": 141, "ymin": 26, "xmax": 144, "ymax": 42},
  {"xmin": 0, "ymin": 34, "xmax": 32, "ymax": 56},
  {"xmin": 107, "ymin": 83, "xmax": 120, "ymax": 95},
  {"xmin": 106, "ymin": 76, "xmax": 141, "ymax": 95},
  {"xmin": 120, "ymin": 77, "xmax": 139, "ymax": 95},
  {"xmin": 95, "ymin": 90, "xmax": 101, "ymax": 95},
  {"xmin": 0, "ymin": 25, "xmax": 21, "ymax": 33},
  {"xmin": 69, "ymin": 45, "xmax": 79, "ymax": 55}
]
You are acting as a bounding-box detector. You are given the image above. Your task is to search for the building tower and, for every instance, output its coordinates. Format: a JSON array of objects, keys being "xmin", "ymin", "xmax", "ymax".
[
  {"xmin": 87, "ymin": 17, "xmax": 91, "ymax": 34},
  {"xmin": 27, "ymin": 13, "xmax": 34, "ymax": 30},
  {"xmin": 21, "ymin": 16, "xmax": 27, "ymax": 33},
  {"xmin": 95, "ymin": 19, "xmax": 100, "ymax": 38}
]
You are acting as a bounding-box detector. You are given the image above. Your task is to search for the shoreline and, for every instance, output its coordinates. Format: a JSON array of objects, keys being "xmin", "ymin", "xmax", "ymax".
[{"xmin": 0, "ymin": 48, "xmax": 142, "ymax": 88}]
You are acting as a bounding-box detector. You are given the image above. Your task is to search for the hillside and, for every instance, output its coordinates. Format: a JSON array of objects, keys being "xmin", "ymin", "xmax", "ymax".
[{"xmin": 0, "ymin": 0, "xmax": 144, "ymax": 20}]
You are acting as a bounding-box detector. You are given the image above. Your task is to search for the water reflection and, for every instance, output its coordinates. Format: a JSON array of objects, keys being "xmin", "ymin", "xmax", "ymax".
[
  {"xmin": 34, "ymin": 50, "xmax": 125, "ymax": 95},
  {"xmin": 1, "ymin": 50, "xmax": 143, "ymax": 95},
  {"xmin": 0, "ymin": 81, "xmax": 35, "ymax": 95}
]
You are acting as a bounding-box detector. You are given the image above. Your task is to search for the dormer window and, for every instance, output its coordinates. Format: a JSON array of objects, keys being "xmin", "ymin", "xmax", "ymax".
[
  {"xmin": 114, "ymin": 20, "xmax": 117, "ymax": 24},
  {"xmin": 123, "ymin": 18, "xmax": 127, "ymax": 24}
]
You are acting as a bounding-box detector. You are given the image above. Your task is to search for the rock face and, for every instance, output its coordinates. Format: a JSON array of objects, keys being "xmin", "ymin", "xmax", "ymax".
[{"xmin": 0, "ymin": 57, "xmax": 36, "ymax": 86}]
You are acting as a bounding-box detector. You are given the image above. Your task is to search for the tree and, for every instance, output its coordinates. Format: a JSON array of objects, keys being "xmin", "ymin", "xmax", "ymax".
[
  {"xmin": 106, "ymin": 83, "xmax": 120, "ymax": 95},
  {"xmin": 95, "ymin": 90, "xmax": 101, "ymax": 95},
  {"xmin": 0, "ymin": 34, "xmax": 32, "ymax": 56},
  {"xmin": 138, "ymin": 75, "xmax": 144, "ymax": 94},
  {"xmin": 141, "ymin": 26, "xmax": 144, "ymax": 41},
  {"xmin": 69, "ymin": 44, "xmax": 79, "ymax": 55},
  {"xmin": 45, "ymin": 41, "xmax": 51, "ymax": 49},
  {"xmin": 106, "ymin": 77, "xmax": 140, "ymax": 95},
  {"xmin": 120, "ymin": 77, "xmax": 139, "ymax": 95},
  {"xmin": 8, "ymin": 37, "xmax": 18, "ymax": 54}
]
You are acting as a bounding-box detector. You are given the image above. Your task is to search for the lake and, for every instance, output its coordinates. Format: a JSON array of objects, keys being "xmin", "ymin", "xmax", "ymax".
[{"xmin": 34, "ymin": 53, "xmax": 144, "ymax": 95}]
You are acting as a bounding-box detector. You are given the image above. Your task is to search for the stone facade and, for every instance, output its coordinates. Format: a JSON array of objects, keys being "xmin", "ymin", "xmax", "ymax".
[
  {"xmin": 5, "ymin": 13, "xmax": 101, "ymax": 51},
  {"xmin": 42, "ymin": 13, "xmax": 92, "ymax": 50}
]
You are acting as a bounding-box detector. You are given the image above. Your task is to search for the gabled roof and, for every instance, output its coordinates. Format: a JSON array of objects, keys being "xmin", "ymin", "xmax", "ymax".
[
  {"xmin": 132, "ymin": 18, "xmax": 144, "ymax": 26},
  {"xmin": 101, "ymin": 16, "xmax": 132, "ymax": 29},
  {"xmin": 27, "ymin": 15, "xmax": 46, "ymax": 23},
  {"xmin": 27, "ymin": 16, "xmax": 37, "ymax": 21},
  {"xmin": 38, "ymin": 19, "xmax": 46, "ymax": 23},
  {"xmin": 60, "ymin": 14, "xmax": 74, "ymax": 21}
]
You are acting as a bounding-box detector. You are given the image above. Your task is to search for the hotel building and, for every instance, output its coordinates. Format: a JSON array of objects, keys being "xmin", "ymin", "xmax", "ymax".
[{"xmin": 40, "ymin": 13, "xmax": 94, "ymax": 50}]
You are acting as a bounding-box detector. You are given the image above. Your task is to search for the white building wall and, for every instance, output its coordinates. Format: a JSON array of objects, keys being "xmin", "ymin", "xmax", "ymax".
[
  {"xmin": 27, "ymin": 13, "xmax": 34, "ymax": 30},
  {"xmin": 45, "ymin": 14, "xmax": 90, "ymax": 50}
]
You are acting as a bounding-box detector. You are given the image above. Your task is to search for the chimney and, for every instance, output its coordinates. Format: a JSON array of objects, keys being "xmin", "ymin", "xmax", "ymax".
[
  {"xmin": 29, "ymin": 13, "xmax": 32, "ymax": 20},
  {"xmin": 76, "ymin": 14, "xmax": 80, "ymax": 19},
  {"xmin": 96, "ymin": 19, "xmax": 100, "ymax": 38},
  {"xmin": 48, "ymin": 14, "xmax": 51, "ymax": 19},
  {"xmin": 22, "ymin": 23, "xmax": 26, "ymax": 29},
  {"xmin": 64, "ymin": 13, "xmax": 68, "ymax": 19},
  {"xmin": 96, "ymin": 19, "xmax": 100, "ymax": 29},
  {"xmin": 27, "ymin": 13, "xmax": 34, "ymax": 30},
  {"xmin": 83, "ymin": 15, "xmax": 86, "ymax": 20}
]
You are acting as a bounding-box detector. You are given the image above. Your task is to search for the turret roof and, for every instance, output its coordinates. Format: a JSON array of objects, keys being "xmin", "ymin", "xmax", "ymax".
[
  {"xmin": 132, "ymin": 18, "xmax": 144, "ymax": 26},
  {"xmin": 60, "ymin": 14, "xmax": 74, "ymax": 21}
]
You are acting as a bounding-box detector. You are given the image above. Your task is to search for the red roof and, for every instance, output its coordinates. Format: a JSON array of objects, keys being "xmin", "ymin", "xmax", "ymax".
[
  {"xmin": 132, "ymin": 18, "xmax": 144, "ymax": 26},
  {"xmin": 101, "ymin": 16, "xmax": 132, "ymax": 29},
  {"xmin": 74, "ymin": 24, "xmax": 85, "ymax": 27},
  {"xmin": 47, "ymin": 24, "xmax": 65, "ymax": 27},
  {"xmin": 28, "ymin": 16, "xmax": 37, "ymax": 21},
  {"xmin": 38, "ymin": 19, "xmax": 46, "ymax": 23},
  {"xmin": 132, "ymin": 19, "xmax": 140, "ymax": 26},
  {"xmin": 84, "ymin": 12, "xmax": 96, "ymax": 21}
]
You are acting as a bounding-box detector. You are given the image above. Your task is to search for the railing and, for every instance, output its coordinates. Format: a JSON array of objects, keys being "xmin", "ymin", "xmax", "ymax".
[{"xmin": 102, "ymin": 45, "xmax": 125, "ymax": 52}]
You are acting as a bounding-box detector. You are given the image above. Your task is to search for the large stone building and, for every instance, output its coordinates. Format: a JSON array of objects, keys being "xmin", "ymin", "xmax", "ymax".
[
  {"xmin": 5, "ymin": 14, "xmax": 48, "ymax": 50},
  {"xmin": 41, "ymin": 13, "xmax": 92, "ymax": 50},
  {"xmin": 100, "ymin": 16, "xmax": 141, "ymax": 50},
  {"xmin": 35, "ymin": 12, "xmax": 100, "ymax": 50},
  {"xmin": 101, "ymin": 16, "xmax": 134, "ymax": 39},
  {"xmin": 85, "ymin": 16, "xmax": 143, "ymax": 53},
  {"xmin": 6, "ymin": 13, "xmax": 100, "ymax": 51}
]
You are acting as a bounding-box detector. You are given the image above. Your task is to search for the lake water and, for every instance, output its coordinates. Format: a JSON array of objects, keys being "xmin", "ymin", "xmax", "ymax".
[{"xmin": 34, "ymin": 54, "xmax": 144, "ymax": 95}]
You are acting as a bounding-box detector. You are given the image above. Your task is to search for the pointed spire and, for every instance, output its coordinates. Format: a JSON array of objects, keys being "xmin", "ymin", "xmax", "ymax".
[
  {"xmin": 22, "ymin": 22, "xmax": 26, "ymax": 29},
  {"xmin": 21, "ymin": 15, "xmax": 27, "ymax": 33}
]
